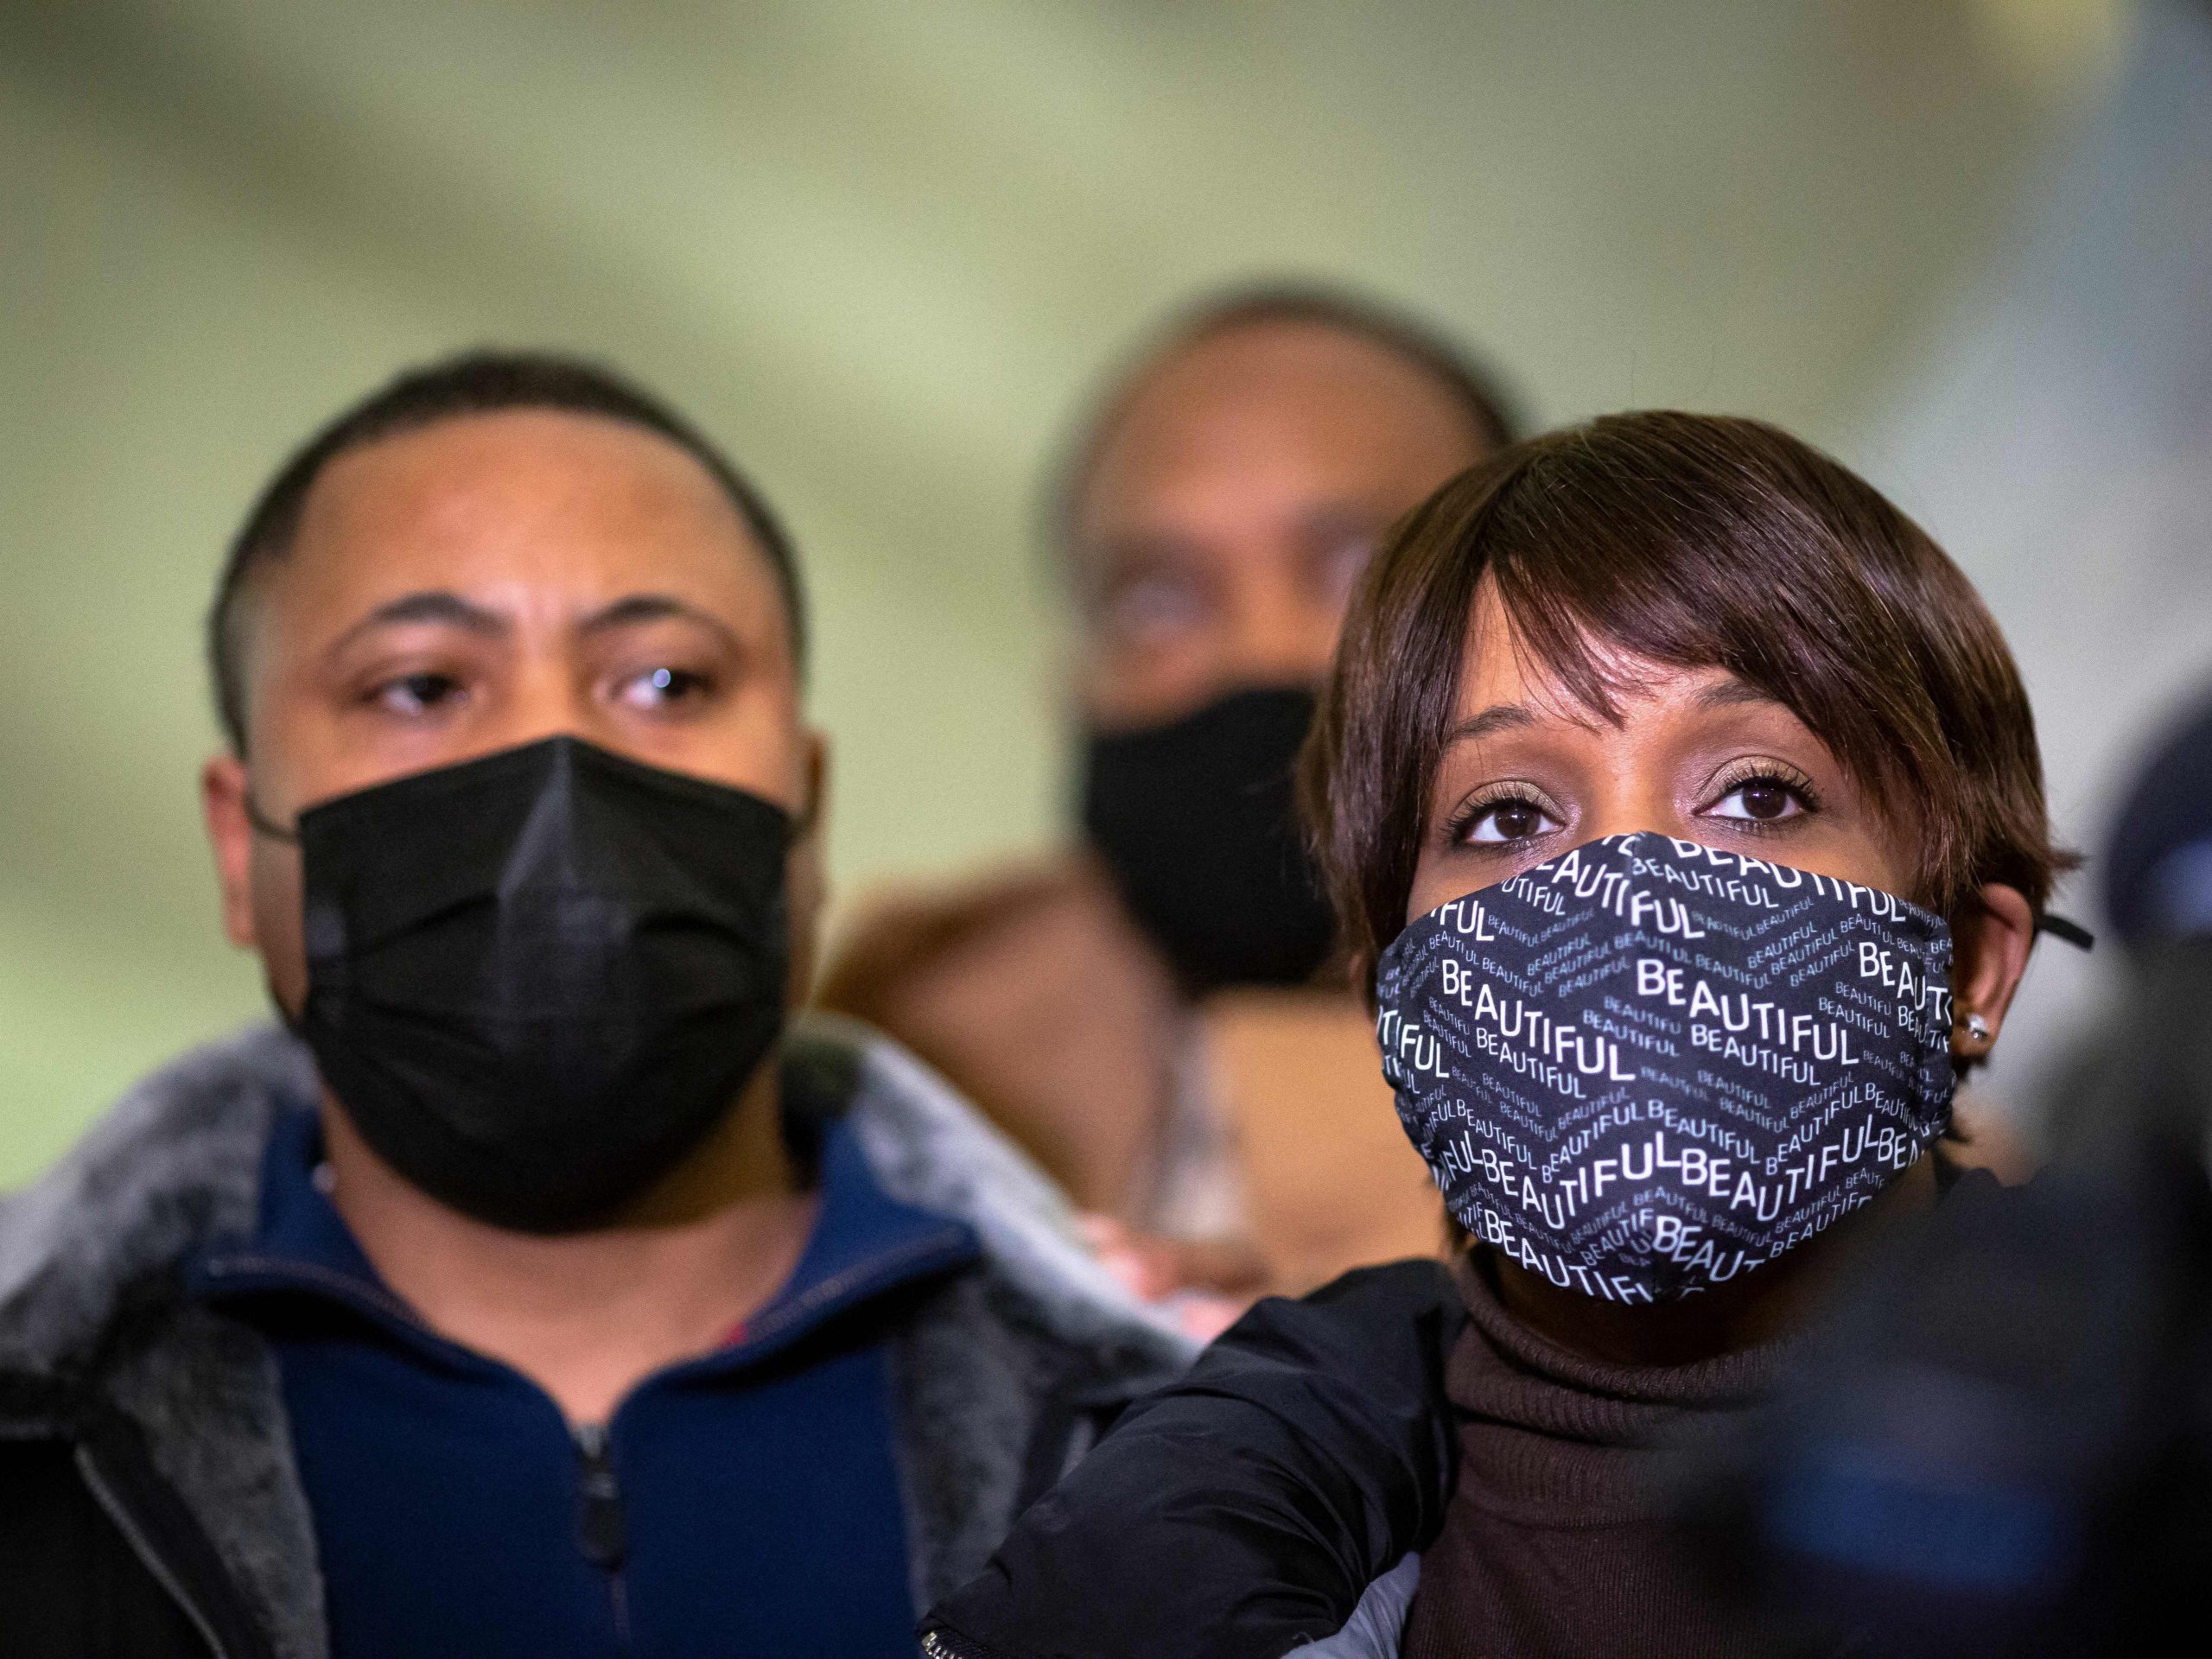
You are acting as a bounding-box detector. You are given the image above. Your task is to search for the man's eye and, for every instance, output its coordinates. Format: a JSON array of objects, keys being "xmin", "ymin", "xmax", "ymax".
[
  {"xmin": 1460, "ymin": 796, "xmax": 1563, "ymax": 846},
  {"xmin": 1707, "ymin": 776, "xmax": 1808, "ymax": 823},
  {"xmin": 1313, "ymin": 533, "xmax": 1379, "ymax": 605},
  {"xmin": 618, "ymin": 665, "xmax": 712, "ymax": 709},
  {"xmin": 1099, "ymin": 575, "xmax": 1209, "ymax": 647},
  {"xmin": 372, "ymin": 672, "xmax": 464, "ymax": 715}
]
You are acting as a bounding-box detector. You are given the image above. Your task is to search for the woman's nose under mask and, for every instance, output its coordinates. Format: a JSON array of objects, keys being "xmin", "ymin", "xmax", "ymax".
[{"xmin": 1376, "ymin": 833, "xmax": 1955, "ymax": 1305}]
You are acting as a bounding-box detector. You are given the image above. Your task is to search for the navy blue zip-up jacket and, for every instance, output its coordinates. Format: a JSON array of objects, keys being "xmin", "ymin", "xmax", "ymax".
[{"xmin": 194, "ymin": 1105, "xmax": 976, "ymax": 1657}]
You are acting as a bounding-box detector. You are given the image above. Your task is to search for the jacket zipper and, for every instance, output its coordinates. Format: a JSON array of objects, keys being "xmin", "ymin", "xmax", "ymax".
[
  {"xmin": 921, "ymin": 1628, "xmax": 1027, "ymax": 1659},
  {"xmin": 75, "ymin": 1440, "xmax": 235, "ymax": 1659},
  {"xmin": 574, "ymin": 1421, "xmax": 632, "ymax": 1649}
]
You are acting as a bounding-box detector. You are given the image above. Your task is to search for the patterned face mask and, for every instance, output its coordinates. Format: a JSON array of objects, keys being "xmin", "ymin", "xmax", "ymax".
[{"xmin": 1376, "ymin": 834, "xmax": 1955, "ymax": 1305}]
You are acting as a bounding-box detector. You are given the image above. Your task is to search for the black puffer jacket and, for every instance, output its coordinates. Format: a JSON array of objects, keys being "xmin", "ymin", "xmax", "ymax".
[{"xmin": 923, "ymin": 1262, "xmax": 1467, "ymax": 1659}]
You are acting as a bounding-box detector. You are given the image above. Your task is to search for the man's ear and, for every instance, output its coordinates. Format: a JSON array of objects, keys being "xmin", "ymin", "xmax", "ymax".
[
  {"xmin": 202, "ymin": 753, "xmax": 260, "ymax": 949},
  {"xmin": 799, "ymin": 726, "xmax": 829, "ymax": 847},
  {"xmin": 1951, "ymin": 883, "xmax": 2036, "ymax": 1061},
  {"xmin": 785, "ymin": 727, "xmax": 830, "ymax": 1002}
]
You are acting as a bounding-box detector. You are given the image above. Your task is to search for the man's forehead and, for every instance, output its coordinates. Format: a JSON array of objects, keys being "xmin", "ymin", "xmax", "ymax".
[
  {"xmin": 1078, "ymin": 321, "xmax": 1489, "ymax": 529},
  {"xmin": 271, "ymin": 408, "xmax": 779, "ymax": 613},
  {"xmin": 1110, "ymin": 321, "xmax": 1480, "ymax": 451},
  {"xmin": 302, "ymin": 409, "xmax": 750, "ymax": 550},
  {"xmin": 217, "ymin": 408, "xmax": 803, "ymax": 752}
]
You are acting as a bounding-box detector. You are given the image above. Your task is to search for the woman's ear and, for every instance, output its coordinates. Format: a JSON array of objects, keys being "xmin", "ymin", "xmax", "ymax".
[{"xmin": 1951, "ymin": 883, "xmax": 2036, "ymax": 1061}]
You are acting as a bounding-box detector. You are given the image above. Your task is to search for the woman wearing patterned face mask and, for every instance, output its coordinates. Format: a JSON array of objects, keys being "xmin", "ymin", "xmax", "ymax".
[{"xmin": 925, "ymin": 410, "xmax": 2088, "ymax": 1659}]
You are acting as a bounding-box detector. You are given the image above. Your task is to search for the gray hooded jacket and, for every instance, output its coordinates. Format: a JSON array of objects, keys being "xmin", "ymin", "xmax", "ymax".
[{"xmin": 0, "ymin": 1017, "xmax": 1195, "ymax": 1658}]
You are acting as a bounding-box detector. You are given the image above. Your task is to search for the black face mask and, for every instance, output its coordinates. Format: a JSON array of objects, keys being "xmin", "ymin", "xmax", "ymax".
[
  {"xmin": 256, "ymin": 735, "xmax": 792, "ymax": 1233},
  {"xmin": 1079, "ymin": 685, "xmax": 1336, "ymax": 993}
]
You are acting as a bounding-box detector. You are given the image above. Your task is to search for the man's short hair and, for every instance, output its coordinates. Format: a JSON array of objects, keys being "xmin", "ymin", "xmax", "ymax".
[
  {"xmin": 207, "ymin": 350, "xmax": 804, "ymax": 753},
  {"xmin": 1050, "ymin": 283, "xmax": 1522, "ymax": 553},
  {"xmin": 1302, "ymin": 410, "xmax": 2071, "ymax": 995}
]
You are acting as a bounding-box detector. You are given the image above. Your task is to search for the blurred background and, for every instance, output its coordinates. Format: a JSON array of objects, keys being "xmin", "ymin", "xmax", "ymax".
[{"xmin": 2, "ymin": 0, "xmax": 2207, "ymax": 1185}]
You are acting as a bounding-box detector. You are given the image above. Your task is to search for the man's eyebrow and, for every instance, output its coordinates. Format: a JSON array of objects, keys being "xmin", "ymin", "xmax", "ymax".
[
  {"xmin": 578, "ymin": 593, "xmax": 743, "ymax": 654},
  {"xmin": 326, "ymin": 590, "xmax": 506, "ymax": 656},
  {"xmin": 1445, "ymin": 703, "xmax": 1536, "ymax": 745},
  {"xmin": 1294, "ymin": 500, "xmax": 1387, "ymax": 540},
  {"xmin": 1089, "ymin": 529, "xmax": 1203, "ymax": 571}
]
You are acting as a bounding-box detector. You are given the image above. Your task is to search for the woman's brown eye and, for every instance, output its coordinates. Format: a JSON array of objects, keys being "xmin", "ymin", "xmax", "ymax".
[
  {"xmin": 1463, "ymin": 795, "xmax": 1561, "ymax": 845},
  {"xmin": 1739, "ymin": 780, "xmax": 1789, "ymax": 819},
  {"xmin": 1494, "ymin": 801, "xmax": 1542, "ymax": 837},
  {"xmin": 1709, "ymin": 774, "xmax": 1808, "ymax": 824}
]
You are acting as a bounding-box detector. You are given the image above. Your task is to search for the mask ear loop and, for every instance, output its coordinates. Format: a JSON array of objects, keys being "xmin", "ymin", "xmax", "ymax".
[
  {"xmin": 244, "ymin": 795, "xmax": 301, "ymax": 845},
  {"xmin": 240, "ymin": 791, "xmax": 312, "ymax": 1042},
  {"xmin": 785, "ymin": 783, "xmax": 821, "ymax": 846},
  {"xmin": 2037, "ymin": 912, "xmax": 2095, "ymax": 951}
]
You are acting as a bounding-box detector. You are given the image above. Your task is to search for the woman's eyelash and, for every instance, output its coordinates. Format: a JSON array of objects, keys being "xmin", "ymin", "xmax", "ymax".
[
  {"xmin": 1444, "ymin": 787, "xmax": 1556, "ymax": 843},
  {"xmin": 1440, "ymin": 766, "xmax": 1821, "ymax": 847},
  {"xmin": 1709, "ymin": 761, "xmax": 1821, "ymax": 809}
]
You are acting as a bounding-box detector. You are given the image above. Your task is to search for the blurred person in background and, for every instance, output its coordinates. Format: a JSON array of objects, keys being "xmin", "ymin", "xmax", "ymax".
[
  {"xmin": 820, "ymin": 288, "xmax": 1516, "ymax": 1320},
  {"xmin": 2102, "ymin": 687, "xmax": 2212, "ymax": 948},
  {"xmin": 925, "ymin": 410, "xmax": 2084, "ymax": 1659},
  {"xmin": 0, "ymin": 353, "xmax": 1189, "ymax": 1659}
]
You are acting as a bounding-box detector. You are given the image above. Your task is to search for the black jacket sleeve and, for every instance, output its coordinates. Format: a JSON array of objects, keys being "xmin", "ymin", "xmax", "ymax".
[
  {"xmin": 922, "ymin": 1258, "xmax": 1466, "ymax": 1659},
  {"xmin": 0, "ymin": 1436, "xmax": 230, "ymax": 1659}
]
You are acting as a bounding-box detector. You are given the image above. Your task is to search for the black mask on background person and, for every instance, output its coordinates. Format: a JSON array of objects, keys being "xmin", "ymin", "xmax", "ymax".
[
  {"xmin": 1079, "ymin": 685, "xmax": 1336, "ymax": 993},
  {"xmin": 256, "ymin": 735, "xmax": 792, "ymax": 1233}
]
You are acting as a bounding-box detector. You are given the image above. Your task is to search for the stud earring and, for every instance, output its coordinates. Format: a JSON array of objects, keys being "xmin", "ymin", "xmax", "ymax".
[{"xmin": 1960, "ymin": 1012, "xmax": 1993, "ymax": 1046}]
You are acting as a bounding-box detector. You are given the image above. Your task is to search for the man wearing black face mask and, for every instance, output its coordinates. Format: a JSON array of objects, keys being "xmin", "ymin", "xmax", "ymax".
[
  {"xmin": 0, "ymin": 353, "xmax": 1189, "ymax": 1659},
  {"xmin": 820, "ymin": 289, "xmax": 1514, "ymax": 1319}
]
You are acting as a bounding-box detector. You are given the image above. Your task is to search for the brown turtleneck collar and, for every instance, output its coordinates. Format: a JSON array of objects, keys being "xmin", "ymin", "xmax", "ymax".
[{"xmin": 1402, "ymin": 1253, "xmax": 1796, "ymax": 1658}]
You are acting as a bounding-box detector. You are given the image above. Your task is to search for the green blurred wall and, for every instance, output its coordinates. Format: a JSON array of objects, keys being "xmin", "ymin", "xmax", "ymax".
[{"xmin": 0, "ymin": 0, "xmax": 2124, "ymax": 1183}]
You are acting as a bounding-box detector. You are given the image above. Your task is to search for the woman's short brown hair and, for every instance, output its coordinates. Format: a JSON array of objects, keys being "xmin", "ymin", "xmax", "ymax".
[{"xmin": 1301, "ymin": 410, "xmax": 2068, "ymax": 995}]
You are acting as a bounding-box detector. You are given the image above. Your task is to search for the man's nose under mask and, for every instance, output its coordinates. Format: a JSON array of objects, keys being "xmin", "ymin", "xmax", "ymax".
[
  {"xmin": 258, "ymin": 735, "xmax": 793, "ymax": 1234},
  {"xmin": 1376, "ymin": 833, "xmax": 1955, "ymax": 1305},
  {"xmin": 1080, "ymin": 685, "xmax": 1337, "ymax": 993}
]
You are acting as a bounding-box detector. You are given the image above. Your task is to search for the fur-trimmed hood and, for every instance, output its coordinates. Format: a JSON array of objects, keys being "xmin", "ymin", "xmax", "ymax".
[{"xmin": 0, "ymin": 1018, "xmax": 1194, "ymax": 1658}]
